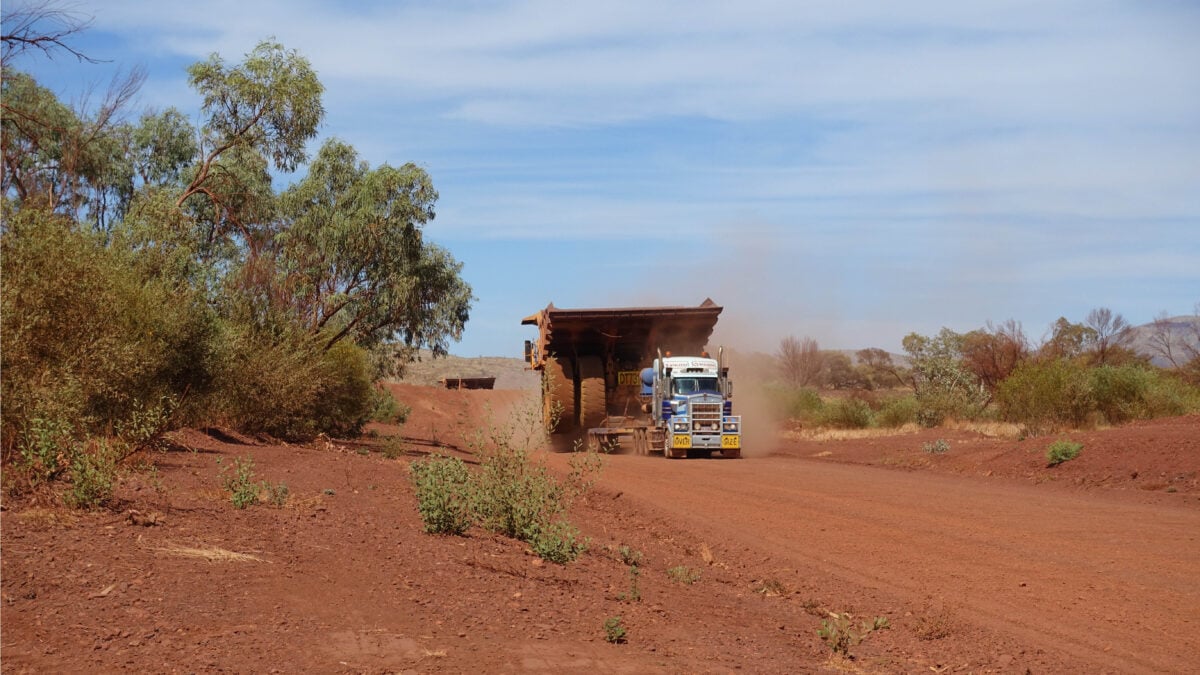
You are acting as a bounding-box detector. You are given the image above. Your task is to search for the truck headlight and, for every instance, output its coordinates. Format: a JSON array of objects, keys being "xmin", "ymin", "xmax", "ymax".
[
  {"xmin": 673, "ymin": 421, "xmax": 688, "ymax": 432},
  {"xmin": 723, "ymin": 422, "xmax": 739, "ymax": 432}
]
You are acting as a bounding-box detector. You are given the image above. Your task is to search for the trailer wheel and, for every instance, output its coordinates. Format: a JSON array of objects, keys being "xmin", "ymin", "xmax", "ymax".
[
  {"xmin": 543, "ymin": 356, "xmax": 576, "ymax": 433},
  {"xmin": 577, "ymin": 356, "xmax": 606, "ymax": 430}
]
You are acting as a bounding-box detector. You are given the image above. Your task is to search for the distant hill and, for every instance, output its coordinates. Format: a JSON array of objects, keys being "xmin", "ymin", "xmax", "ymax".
[{"xmin": 1129, "ymin": 315, "xmax": 1200, "ymax": 367}]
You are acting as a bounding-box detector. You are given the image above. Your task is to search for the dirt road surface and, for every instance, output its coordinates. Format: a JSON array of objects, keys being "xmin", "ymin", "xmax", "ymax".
[
  {"xmin": 573, "ymin": 452, "xmax": 1200, "ymax": 673},
  {"xmin": 3, "ymin": 384, "xmax": 1198, "ymax": 673}
]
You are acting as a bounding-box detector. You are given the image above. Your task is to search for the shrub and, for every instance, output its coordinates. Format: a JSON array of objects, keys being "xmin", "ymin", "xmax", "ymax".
[
  {"xmin": 771, "ymin": 386, "xmax": 825, "ymax": 423},
  {"xmin": 618, "ymin": 545, "xmax": 644, "ymax": 567},
  {"xmin": 65, "ymin": 439, "xmax": 119, "ymax": 509},
  {"xmin": 1, "ymin": 208, "xmax": 220, "ymax": 458},
  {"xmin": 817, "ymin": 613, "xmax": 890, "ymax": 656},
  {"xmin": 410, "ymin": 455, "xmax": 472, "ymax": 535},
  {"xmin": 666, "ymin": 565, "xmax": 701, "ymax": 585},
  {"xmin": 1045, "ymin": 440, "xmax": 1082, "ymax": 467},
  {"xmin": 411, "ymin": 405, "xmax": 601, "ymax": 562},
  {"xmin": 18, "ymin": 416, "xmax": 76, "ymax": 485},
  {"xmin": 997, "ymin": 359, "xmax": 1093, "ymax": 433},
  {"xmin": 877, "ymin": 395, "xmax": 919, "ymax": 428},
  {"xmin": 603, "ymin": 616, "xmax": 627, "ymax": 644},
  {"xmin": 819, "ymin": 397, "xmax": 873, "ymax": 429},
  {"xmin": 1089, "ymin": 364, "xmax": 1197, "ymax": 424},
  {"xmin": 217, "ymin": 455, "xmax": 262, "ymax": 509}
]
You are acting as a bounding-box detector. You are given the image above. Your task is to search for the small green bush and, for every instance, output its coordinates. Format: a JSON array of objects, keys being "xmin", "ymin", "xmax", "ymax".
[
  {"xmin": 618, "ymin": 545, "xmax": 644, "ymax": 567},
  {"xmin": 1045, "ymin": 440, "xmax": 1082, "ymax": 467},
  {"xmin": 877, "ymin": 395, "xmax": 919, "ymax": 428},
  {"xmin": 603, "ymin": 616, "xmax": 627, "ymax": 644},
  {"xmin": 819, "ymin": 397, "xmax": 874, "ymax": 429},
  {"xmin": 19, "ymin": 416, "xmax": 75, "ymax": 484},
  {"xmin": 528, "ymin": 519, "xmax": 586, "ymax": 564},
  {"xmin": 410, "ymin": 454, "xmax": 472, "ymax": 535},
  {"xmin": 65, "ymin": 440, "xmax": 118, "ymax": 509},
  {"xmin": 218, "ymin": 455, "xmax": 263, "ymax": 510}
]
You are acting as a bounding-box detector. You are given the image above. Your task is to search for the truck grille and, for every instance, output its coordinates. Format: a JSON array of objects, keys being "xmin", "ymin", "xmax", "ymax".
[{"xmin": 691, "ymin": 402, "xmax": 722, "ymax": 432}]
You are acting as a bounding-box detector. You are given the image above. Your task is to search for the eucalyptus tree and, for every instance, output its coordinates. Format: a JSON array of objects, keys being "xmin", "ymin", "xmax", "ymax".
[
  {"xmin": 181, "ymin": 39, "xmax": 323, "ymax": 254},
  {"xmin": 277, "ymin": 139, "xmax": 472, "ymax": 354}
]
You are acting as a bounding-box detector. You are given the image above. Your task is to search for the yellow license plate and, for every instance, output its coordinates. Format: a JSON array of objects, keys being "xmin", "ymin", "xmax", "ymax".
[
  {"xmin": 672, "ymin": 434, "xmax": 692, "ymax": 449},
  {"xmin": 721, "ymin": 435, "xmax": 740, "ymax": 449}
]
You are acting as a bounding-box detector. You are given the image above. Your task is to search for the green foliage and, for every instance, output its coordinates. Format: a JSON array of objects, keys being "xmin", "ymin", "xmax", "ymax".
[
  {"xmin": 769, "ymin": 385, "xmax": 825, "ymax": 423},
  {"xmin": 217, "ymin": 456, "xmax": 262, "ymax": 510},
  {"xmin": 618, "ymin": 545, "xmax": 644, "ymax": 567},
  {"xmin": 18, "ymin": 416, "xmax": 75, "ymax": 484},
  {"xmin": 410, "ymin": 454, "xmax": 472, "ymax": 535},
  {"xmin": 997, "ymin": 358, "xmax": 1094, "ymax": 433},
  {"xmin": 278, "ymin": 139, "xmax": 472, "ymax": 354},
  {"xmin": 619, "ymin": 563, "xmax": 642, "ymax": 602},
  {"xmin": 409, "ymin": 406, "xmax": 599, "ymax": 563},
  {"xmin": 666, "ymin": 565, "xmax": 701, "ymax": 585},
  {"xmin": 1089, "ymin": 364, "xmax": 1196, "ymax": 424},
  {"xmin": 603, "ymin": 616, "xmax": 627, "ymax": 644},
  {"xmin": 923, "ymin": 439, "xmax": 951, "ymax": 454},
  {"xmin": 2, "ymin": 43, "xmax": 473, "ymax": 481},
  {"xmin": 819, "ymin": 397, "xmax": 873, "ymax": 429},
  {"xmin": 903, "ymin": 328, "xmax": 988, "ymax": 426},
  {"xmin": 1, "ymin": 206, "xmax": 219, "ymax": 452},
  {"xmin": 187, "ymin": 39, "xmax": 323, "ymax": 175},
  {"xmin": 470, "ymin": 440, "xmax": 588, "ymax": 563},
  {"xmin": 371, "ymin": 389, "xmax": 411, "ymax": 425},
  {"xmin": 877, "ymin": 395, "xmax": 919, "ymax": 427},
  {"xmin": 999, "ymin": 360, "xmax": 1198, "ymax": 433},
  {"xmin": 817, "ymin": 613, "xmax": 890, "ymax": 656},
  {"xmin": 65, "ymin": 440, "xmax": 118, "ymax": 509},
  {"xmin": 1045, "ymin": 440, "xmax": 1083, "ymax": 467}
]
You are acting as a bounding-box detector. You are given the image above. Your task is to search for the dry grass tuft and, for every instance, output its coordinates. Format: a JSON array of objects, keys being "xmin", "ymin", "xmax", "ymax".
[
  {"xmin": 699, "ymin": 542, "xmax": 715, "ymax": 565},
  {"xmin": 16, "ymin": 507, "xmax": 79, "ymax": 529},
  {"xmin": 944, "ymin": 420, "xmax": 1023, "ymax": 439},
  {"xmin": 154, "ymin": 542, "xmax": 266, "ymax": 563},
  {"xmin": 912, "ymin": 600, "xmax": 956, "ymax": 641},
  {"xmin": 789, "ymin": 424, "xmax": 922, "ymax": 442}
]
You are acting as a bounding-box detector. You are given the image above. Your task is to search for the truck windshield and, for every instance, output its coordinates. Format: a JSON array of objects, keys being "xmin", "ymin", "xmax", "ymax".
[{"xmin": 673, "ymin": 377, "xmax": 720, "ymax": 395}]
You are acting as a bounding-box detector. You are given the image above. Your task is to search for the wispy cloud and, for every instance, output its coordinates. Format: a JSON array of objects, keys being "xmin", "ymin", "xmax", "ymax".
[{"xmin": 15, "ymin": 0, "xmax": 1198, "ymax": 354}]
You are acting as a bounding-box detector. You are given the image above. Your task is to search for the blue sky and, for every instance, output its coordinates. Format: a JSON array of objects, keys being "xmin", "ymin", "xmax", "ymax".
[{"xmin": 11, "ymin": 0, "xmax": 1199, "ymax": 357}]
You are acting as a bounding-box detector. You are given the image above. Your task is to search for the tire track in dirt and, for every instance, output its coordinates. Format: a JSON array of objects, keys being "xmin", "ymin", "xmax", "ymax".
[{"xmin": 586, "ymin": 454, "xmax": 1200, "ymax": 673}]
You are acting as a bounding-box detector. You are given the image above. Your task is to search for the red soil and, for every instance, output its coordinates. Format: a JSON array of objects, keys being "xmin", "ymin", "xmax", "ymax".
[{"xmin": 3, "ymin": 384, "xmax": 1197, "ymax": 673}]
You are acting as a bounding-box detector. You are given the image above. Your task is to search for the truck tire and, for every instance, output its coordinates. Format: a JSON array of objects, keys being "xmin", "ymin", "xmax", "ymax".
[
  {"xmin": 543, "ymin": 356, "xmax": 576, "ymax": 433},
  {"xmin": 577, "ymin": 356, "xmax": 606, "ymax": 430}
]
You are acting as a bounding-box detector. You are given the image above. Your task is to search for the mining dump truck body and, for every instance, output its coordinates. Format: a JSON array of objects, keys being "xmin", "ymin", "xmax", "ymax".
[{"xmin": 521, "ymin": 299, "xmax": 722, "ymax": 435}]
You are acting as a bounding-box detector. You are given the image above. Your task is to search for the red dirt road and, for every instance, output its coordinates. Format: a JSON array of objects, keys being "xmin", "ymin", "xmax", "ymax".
[
  {"xmin": 3, "ymin": 385, "xmax": 1198, "ymax": 673},
  {"xmin": 577, "ymin": 452, "xmax": 1200, "ymax": 672}
]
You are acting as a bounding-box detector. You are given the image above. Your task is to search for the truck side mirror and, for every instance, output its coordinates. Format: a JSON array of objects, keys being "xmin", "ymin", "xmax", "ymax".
[{"xmin": 524, "ymin": 340, "xmax": 533, "ymax": 363}]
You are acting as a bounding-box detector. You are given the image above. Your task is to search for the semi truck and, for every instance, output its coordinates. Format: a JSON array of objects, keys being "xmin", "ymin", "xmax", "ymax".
[{"xmin": 522, "ymin": 299, "xmax": 741, "ymax": 458}]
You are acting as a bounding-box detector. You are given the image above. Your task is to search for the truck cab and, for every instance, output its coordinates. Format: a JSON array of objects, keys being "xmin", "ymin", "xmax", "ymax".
[{"xmin": 648, "ymin": 355, "xmax": 741, "ymax": 458}]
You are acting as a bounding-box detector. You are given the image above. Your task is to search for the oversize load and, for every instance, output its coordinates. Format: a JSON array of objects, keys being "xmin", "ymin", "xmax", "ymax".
[{"xmin": 522, "ymin": 299, "xmax": 722, "ymax": 369}]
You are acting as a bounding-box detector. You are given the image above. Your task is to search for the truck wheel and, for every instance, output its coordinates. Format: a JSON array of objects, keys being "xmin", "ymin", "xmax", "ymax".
[
  {"xmin": 577, "ymin": 356, "xmax": 606, "ymax": 430},
  {"xmin": 543, "ymin": 356, "xmax": 576, "ymax": 433},
  {"xmin": 722, "ymin": 448, "xmax": 741, "ymax": 459}
]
